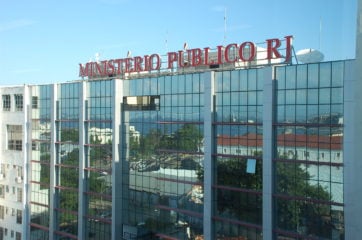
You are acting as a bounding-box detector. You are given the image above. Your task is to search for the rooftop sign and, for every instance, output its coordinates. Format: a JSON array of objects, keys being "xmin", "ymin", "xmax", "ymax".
[{"xmin": 79, "ymin": 35, "xmax": 293, "ymax": 78}]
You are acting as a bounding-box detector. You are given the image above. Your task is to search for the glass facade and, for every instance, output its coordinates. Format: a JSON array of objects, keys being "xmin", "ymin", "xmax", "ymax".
[
  {"xmin": 55, "ymin": 83, "xmax": 80, "ymax": 239},
  {"xmin": 213, "ymin": 69, "xmax": 264, "ymax": 239},
  {"xmin": 274, "ymin": 62, "xmax": 345, "ymax": 239},
  {"xmin": 27, "ymin": 60, "xmax": 351, "ymax": 240},
  {"xmin": 121, "ymin": 74, "xmax": 204, "ymax": 239},
  {"xmin": 85, "ymin": 80, "xmax": 114, "ymax": 239},
  {"xmin": 29, "ymin": 81, "xmax": 114, "ymax": 239},
  {"xmin": 30, "ymin": 85, "xmax": 52, "ymax": 240}
]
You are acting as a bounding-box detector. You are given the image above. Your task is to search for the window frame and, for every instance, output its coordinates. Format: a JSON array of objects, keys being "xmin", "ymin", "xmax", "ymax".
[
  {"xmin": 14, "ymin": 94, "xmax": 23, "ymax": 111},
  {"xmin": 2, "ymin": 95, "xmax": 11, "ymax": 111}
]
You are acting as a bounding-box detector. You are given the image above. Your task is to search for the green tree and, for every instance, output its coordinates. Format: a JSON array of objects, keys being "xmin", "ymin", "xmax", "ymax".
[
  {"xmin": 140, "ymin": 129, "xmax": 162, "ymax": 157},
  {"xmin": 132, "ymin": 124, "xmax": 203, "ymax": 160},
  {"xmin": 275, "ymin": 160, "xmax": 332, "ymax": 237},
  {"xmin": 217, "ymin": 157, "xmax": 262, "ymax": 190},
  {"xmin": 129, "ymin": 135, "xmax": 141, "ymax": 160},
  {"xmin": 88, "ymin": 134, "xmax": 112, "ymax": 172},
  {"xmin": 215, "ymin": 156, "xmax": 263, "ymax": 224},
  {"xmin": 197, "ymin": 151, "xmax": 332, "ymax": 236},
  {"xmin": 60, "ymin": 128, "xmax": 79, "ymax": 142},
  {"xmin": 172, "ymin": 124, "xmax": 203, "ymax": 152}
]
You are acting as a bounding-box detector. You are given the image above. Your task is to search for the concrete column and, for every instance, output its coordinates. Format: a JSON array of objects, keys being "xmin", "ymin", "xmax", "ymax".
[
  {"xmin": 262, "ymin": 67, "xmax": 274, "ymax": 240},
  {"xmin": 78, "ymin": 81, "xmax": 87, "ymax": 239},
  {"xmin": 24, "ymin": 85, "xmax": 31, "ymax": 240},
  {"xmin": 345, "ymin": 0, "xmax": 362, "ymax": 237},
  {"xmin": 203, "ymin": 71, "xmax": 215, "ymax": 240},
  {"xmin": 112, "ymin": 79, "xmax": 124, "ymax": 240},
  {"xmin": 49, "ymin": 84, "xmax": 58, "ymax": 240}
]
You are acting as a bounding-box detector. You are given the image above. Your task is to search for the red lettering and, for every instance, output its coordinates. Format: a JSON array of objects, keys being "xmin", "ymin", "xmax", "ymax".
[
  {"xmin": 167, "ymin": 52, "xmax": 177, "ymax": 69},
  {"xmin": 239, "ymin": 42, "xmax": 256, "ymax": 61},
  {"xmin": 79, "ymin": 63, "xmax": 91, "ymax": 77},
  {"xmin": 284, "ymin": 35, "xmax": 293, "ymax": 63},
  {"xmin": 266, "ymin": 38, "xmax": 282, "ymax": 59},
  {"xmin": 190, "ymin": 48, "xmax": 202, "ymax": 66},
  {"xmin": 114, "ymin": 59, "xmax": 123, "ymax": 74},
  {"xmin": 95, "ymin": 62, "xmax": 103, "ymax": 76},
  {"xmin": 90, "ymin": 63, "xmax": 95, "ymax": 77},
  {"xmin": 203, "ymin": 47, "xmax": 211, "ymax": 65},
  {"xmin": 79, "ymin": 35, "xmax": 293, "ymax": 78},
  {"xmin": 143, "ymin": 55, "xmax": 149, "ymax": 71},
  {"xmin": 101, "ymin": 61, "xmax": 108, "ymax": 76},
  {"xmin": 178, "ymin": 51, "xmax": 187, "ymax": 67},
  {"xmin": 107, "ymin": 60, "xmax": 115, "ymax": 75},
  {"xmin": 225, "ymin": 43, "xmax": 238, "ymax": 63},
  {"xmin": 124, "ymin": 58, "xmax": 132, "ymax": 72},
  {"xmin": 215, "ymin": 45, "xmax": 223, "ymax": 64},
  {"xmin": 133, "ymin": 56, "xmax": 143, "ymax": 72},
  {"xmin": 149, "ymin": 54, "xmax": 161, "ymax": 70}
]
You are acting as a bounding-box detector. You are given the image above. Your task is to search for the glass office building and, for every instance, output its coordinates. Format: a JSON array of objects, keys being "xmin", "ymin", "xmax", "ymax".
[{"xmin": 25, "ymin": 57, "xmax": 355, "ymax": 239}]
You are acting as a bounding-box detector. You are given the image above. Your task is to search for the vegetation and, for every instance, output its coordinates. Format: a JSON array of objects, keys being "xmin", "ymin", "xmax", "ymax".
[
  {"xmin": 213, "ymin": 152, "xmax": 263, "ymax": 224},
  {"xmin": 39, "ymin": 124, "xmax": 333, "ymax": 238},
  {"xmin": 171, "ymin": 124, "xmax": 203, "ymax": 152},
  {"xmin": 196, "ymin": 150, "xmax": 332, "ymax": 237},
  {"xmin": 275, "ymin": 160, "xmax": 332, "ymax": 237},
  {"xmin": 39, "ymin": 128, "xmax": 110, "ymax": 230},
  {"xmin": 130, "ymin": 124, "xmax": 203, "ymax": 160},
  {"xmin": 60, "ymin": 128, "xmax": 79, "ymax": 142}
]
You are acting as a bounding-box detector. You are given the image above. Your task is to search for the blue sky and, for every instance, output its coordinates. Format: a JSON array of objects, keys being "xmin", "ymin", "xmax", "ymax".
[{"xmin": 0, "ymin": 0, "xmax": 357, "ymax": 85}]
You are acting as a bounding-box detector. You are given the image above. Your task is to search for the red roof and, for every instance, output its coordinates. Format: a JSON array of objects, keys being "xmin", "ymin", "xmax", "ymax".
[
  {"xmin": 217, "ymin": 133, "xmax": 262, "ymax": 147},
  {"xmin": 217, "ymin": 133, "xmax": 342, "ymax": 150}
]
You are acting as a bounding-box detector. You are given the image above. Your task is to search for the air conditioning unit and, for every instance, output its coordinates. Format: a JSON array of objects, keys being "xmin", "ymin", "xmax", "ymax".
[
  {"xmin": 16, "ymin": 177, "xmax": 23, "ymax": 183},
  {"xmin": 0, "ymin": 174, "xmax": 4, "ymax": 180}
]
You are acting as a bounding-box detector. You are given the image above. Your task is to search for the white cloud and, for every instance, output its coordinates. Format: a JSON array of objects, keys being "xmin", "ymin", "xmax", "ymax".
[{"xmin": 0, "ymin": 19, "xmax": 35, "ymax": 32}]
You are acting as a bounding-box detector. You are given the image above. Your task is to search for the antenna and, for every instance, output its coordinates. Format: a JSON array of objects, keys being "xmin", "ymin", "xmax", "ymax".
[
  {"xmin": 224, "ymin": 7, "xmax": 227, "ymax": 44},
  {"xmin": 165, "ymin": 30, "xmax": 169, "ymax": 52},
  {"xmin": 95, "ymin": 53, "xmax": 100, "ymax": 63},
  {"xmin": 183, "ymin": 42, "xmax": 188, "ymax": 50}
]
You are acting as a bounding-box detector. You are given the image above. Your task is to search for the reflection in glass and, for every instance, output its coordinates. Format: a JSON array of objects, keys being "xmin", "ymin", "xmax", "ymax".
[
  {"xmin": 275, "ymin": 62, "xmax": 344, "ymax": 238},
  {"xmin": 123, "ymin": 73, "xmax": 204, "ymax": 238}
]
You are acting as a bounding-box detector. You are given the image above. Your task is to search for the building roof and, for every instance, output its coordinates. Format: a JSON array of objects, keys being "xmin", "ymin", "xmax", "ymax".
[{"xmin": 217, "ymin": 133, "xmax": 342, "ymax": 150}]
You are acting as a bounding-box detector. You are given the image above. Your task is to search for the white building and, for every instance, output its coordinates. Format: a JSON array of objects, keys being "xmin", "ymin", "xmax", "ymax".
[{"xmin": 0, "ymin": 86, "xmax": 27, "ymax": 240}]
